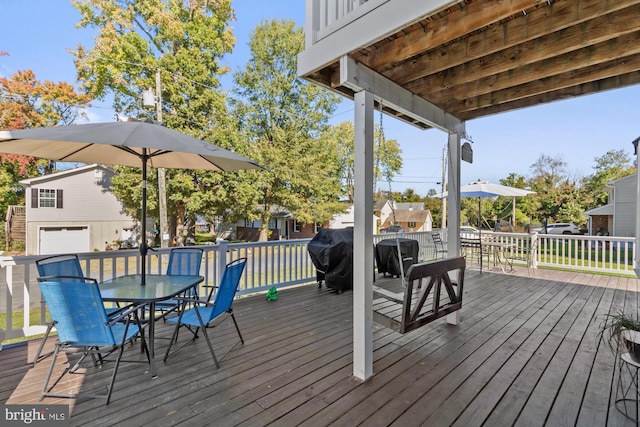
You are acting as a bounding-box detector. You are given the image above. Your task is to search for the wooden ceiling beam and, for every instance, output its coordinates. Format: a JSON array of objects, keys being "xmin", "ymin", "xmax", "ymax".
[
  {"xmin": 360, "ymin": 0, "xmax": 543, "ymax": 70},
  {"xmin": 381, "ymin": 0, "xmax": 640, "ymax": 85},
  {"xmin": 422, "ymin": 31, "xmax": 640, "ymax": 106},
  {"xmin": 406, "ymin": 6, "xmax": 640, "ymax": 97},
  {"xmin": 456, "ymin": 71, "xmax": 640, "ymax": 120},
  {"xmin": 446, "ymin": 54, "xmax": 640, "ymax": 114},
  {"xmin": 338, "ymin": 56, "xmax": 463, "ymax": 132}
]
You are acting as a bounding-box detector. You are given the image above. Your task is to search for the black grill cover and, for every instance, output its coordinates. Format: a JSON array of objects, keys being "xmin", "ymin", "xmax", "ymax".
[
  {"xmin": 375, "ymin": 238, "xmax": 419, "ymax": 277},
  {"xmin": 308, "ymin": 228, "xmax": 353, "ymax": 291}
]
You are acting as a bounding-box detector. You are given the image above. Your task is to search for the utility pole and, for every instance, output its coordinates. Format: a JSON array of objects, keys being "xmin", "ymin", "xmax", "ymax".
[
  {"xmin": 143, "ymin": 72, "xmax": 169, "ymax": 248},
  {"xmin": 441, "ymin": 145, "xmax": 447, "ymax": 228},
  {"xmin": 155, "ymin": 69, "xmax": 169, "ymax": 248}
]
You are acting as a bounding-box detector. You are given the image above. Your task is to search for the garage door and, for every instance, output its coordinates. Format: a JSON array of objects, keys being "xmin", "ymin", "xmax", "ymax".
[{"xmin": 39, "ymin": 226, "xmax": 90, "ymax": 255}]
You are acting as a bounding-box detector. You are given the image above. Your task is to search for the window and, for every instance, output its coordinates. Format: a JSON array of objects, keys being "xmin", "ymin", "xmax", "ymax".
[
  {"xmin": 294, "ymin": 221, "xmax": 302, "ymax": 232},
  {"xmin": 315, "ymin": 223, "xmax": 322, "ymax": 233},
  {"xmin": 268, "ymin": 218, "xmax": 277, "ymax": 229},
  {"xmin": 31, "ymin": 188, "xmax": 63, "ymax": 209},
  {"xmin": 408, "ymin": 222, "xmax": 416, "ymax": 229},
  {"xmin": 40, "ymin": 189, "xmax": 56, "ymax": 207}
]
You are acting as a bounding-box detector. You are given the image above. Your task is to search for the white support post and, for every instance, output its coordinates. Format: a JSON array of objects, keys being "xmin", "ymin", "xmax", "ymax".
[
  {"xmin": 530, "ymin": 233, "xmax": 538, "ymax": 270},
  {"xmin": 446, "ymin": 131, "xmax": 461, "ymax": 325},
  {"xmin": 353, "ymin": 90, "xmax": 374, "ymax": 381},
  {"xmin": 634, "ymin": 136, "xmax": 640, "ymax": 278}
]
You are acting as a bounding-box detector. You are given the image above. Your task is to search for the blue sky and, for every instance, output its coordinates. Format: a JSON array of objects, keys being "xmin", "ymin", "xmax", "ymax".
[{"xmin": 2, "ymin": 0, "xmax": 639, "ymax": 196}]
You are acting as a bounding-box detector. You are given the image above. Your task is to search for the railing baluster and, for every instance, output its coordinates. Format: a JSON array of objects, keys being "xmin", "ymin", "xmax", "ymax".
[{"xmin": 1, "ymin": 231, "xmax": 637, "ymax": 342}]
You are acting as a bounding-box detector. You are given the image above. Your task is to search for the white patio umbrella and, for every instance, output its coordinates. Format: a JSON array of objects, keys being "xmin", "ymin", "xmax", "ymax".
[
  {"xmin": 460, "ymin": 180, "xmax": 535, "ymax": 229},
  {"xmin": 0, "ymin": 120, "xmax": 262, "ymax": 284},
  {"xmin": 445, "ymin": 180, "xmax": 535, "ymax": 272}
]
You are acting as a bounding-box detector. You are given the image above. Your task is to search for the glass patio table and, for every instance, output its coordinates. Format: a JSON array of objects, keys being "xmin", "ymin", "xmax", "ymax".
[{"xmin": 100, "ymin": 274, "xmax": 204, "ymax": 378}]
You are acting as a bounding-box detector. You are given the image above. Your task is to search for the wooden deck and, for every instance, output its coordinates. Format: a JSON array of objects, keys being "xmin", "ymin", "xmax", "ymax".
[{"xmin": 2, "ymin": 267, "xmax": 640, "ymax": 426}]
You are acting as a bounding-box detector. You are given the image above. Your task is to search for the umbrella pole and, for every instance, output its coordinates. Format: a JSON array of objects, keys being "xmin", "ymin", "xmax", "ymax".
[
  {"xmin": 478, "ymin": 197, "xmax": 483, "ymax": 273},
  {"xmin": 140, "ymin": 151, "xmax": 148, "ymax": 285}
]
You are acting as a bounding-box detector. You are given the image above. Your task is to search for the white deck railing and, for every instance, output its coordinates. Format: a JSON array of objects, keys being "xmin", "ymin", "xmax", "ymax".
[
  {"xmin": 308, "ymin": 0, "xmax": 385, "ymax": 44},
  {"xmin": 0, "ymin": 231, "xmax": 636, "ymax": 344},
  {"xmin": 0, "ymin": 239, "xmax": 318, "ymax": 342}
]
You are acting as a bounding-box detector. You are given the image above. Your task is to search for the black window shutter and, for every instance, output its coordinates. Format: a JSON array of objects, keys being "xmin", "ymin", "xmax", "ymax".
[
  {"xmin": 31, "ymin": 188, "xmax": 38, "ymax": 208},
  {"xmin": 56, "ymin": 189, "xmax": 63, "ymax": 209}
]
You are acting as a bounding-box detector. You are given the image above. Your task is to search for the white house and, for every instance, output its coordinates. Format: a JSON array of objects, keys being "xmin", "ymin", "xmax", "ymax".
[
  {"xmin": 583, "ymin": 173, "xmax": 636, "ymax": 237},
  {"xmin": 329, "ymin": 205, "xmax": 377, "ymax": 234},
  {"xmin": 374, "ymin": 199, "xmax": 394, "ymax": 228},
  {"xmin": 20, "ymin": 164, "xmax": 136, "ymax": 255},
  {"xmin": 374, "ymin": 200, "xmax": 432, "ymax": 232}
]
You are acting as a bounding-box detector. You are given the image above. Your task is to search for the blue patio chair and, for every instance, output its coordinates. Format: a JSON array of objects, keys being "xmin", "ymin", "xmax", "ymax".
[
  {"xmin": 33, "ymin": 254, "xmax": 86, "ymax": 366},
  {"xmin": 155, "ymin": 247, "xmax": 204, "ymax": 320},
  {"xmin": 37, "ymin": 277, "xmax": 149, "ymax": 404},
  {"xmin": 163, "ymin": 257, "xmax": 247, "ymax": 367},
  {"xmin": 34, "ymin": 254, "xmax": 127, "ymax": 366}
]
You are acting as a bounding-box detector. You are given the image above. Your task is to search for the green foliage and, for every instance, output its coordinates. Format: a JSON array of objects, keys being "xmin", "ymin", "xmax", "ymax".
[
  {"xmin": 422, "ymin": 195, "xmax": 443, "ymax": 227},
  {"xmin": 599, "ymin": 310, "xmax": 640, "ymax": 354},
  {"xmin": 321, "ymin": 121, "xmax": 403, "ymax": 202},
  {"xmin": 231, "ymin": 19, "xmax": 343, "ymax": 240},
  {"xmin": 581, "ymin": 149, "xmax": 634, "ymax": 209},
  {"xmin": 0, "ymin": 69, "xmax": 89, "ymax": 218},
  {"xmin": 72, "ymin": 0, "xmax": 238, "ymax": 243}
]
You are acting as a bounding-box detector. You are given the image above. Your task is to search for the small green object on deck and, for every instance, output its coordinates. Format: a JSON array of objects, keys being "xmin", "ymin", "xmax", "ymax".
[{"xmin": 266, "ymin": 286, "xmax": 278, "ymax": 301}]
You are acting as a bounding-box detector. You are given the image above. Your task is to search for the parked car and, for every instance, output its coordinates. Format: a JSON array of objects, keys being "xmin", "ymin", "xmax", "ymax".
[
  {"xmin": 381, "ymin": 224, "xmax": 405, "ymax": 233},
  {"xmin": 459, "ymin": 226, "xmax": 480, "ymax": 238},
  {"xmin": 531, "ymin": 223, "xmax": 581, "ymax": 235}
]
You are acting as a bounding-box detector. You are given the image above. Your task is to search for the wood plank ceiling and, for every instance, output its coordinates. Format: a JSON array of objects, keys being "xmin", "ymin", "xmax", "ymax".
[{"xmin": 305, "ymin": 0, "xmax": 640, "ymax": 129}]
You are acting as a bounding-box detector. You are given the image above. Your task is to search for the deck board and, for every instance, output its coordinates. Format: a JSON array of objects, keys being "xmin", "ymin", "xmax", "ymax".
[{"xmin": 1, "ymin": 267, "xmax": 638, "ymax": 426}]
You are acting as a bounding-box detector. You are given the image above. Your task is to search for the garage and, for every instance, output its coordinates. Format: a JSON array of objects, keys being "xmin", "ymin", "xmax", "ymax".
[{"xmin": 39, "ymin": 226, "xmax": 90, "ymax": 255}]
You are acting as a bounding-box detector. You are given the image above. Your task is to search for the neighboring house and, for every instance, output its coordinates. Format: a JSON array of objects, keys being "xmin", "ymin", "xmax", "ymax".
[
  {"xmin": 232, "ymin": 204, "xmax": 309, "ymax": 241},
  {"xmin": 328, "ymin": 205, "xmax": 377, "ymax": 234},
  {"xmin": 232, "ymin": 204, "xmax": 378, "ymax": 241},
  {"xmin": 375, "ymin": 199, "xmax": 433, "ymax": 233},
  {"xmin": 234, "ymin": 207, "xmax": 292, "ymax": 241},
  {"xmin": 20, "ymin": 164, "xmax": 136, "ymax": 255},
  {"xmin": 391, "ymin": 209, "xmax": 433, "ymax": 233},
  {"xmin": 374, "ymin": 199, "xmax": 395, "ymax": 230},
  {"xmin": 396, "ymin": 202, "xmax": 424, "ymax": 211},
  {"xmin": 583, "ymin": 173, "xmax": 635, "ymax": 237}
]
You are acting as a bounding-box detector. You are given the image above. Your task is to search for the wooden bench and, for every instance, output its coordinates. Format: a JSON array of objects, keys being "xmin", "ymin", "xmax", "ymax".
[{"xmin": 372, "ymin": 256, "xmax": 465, "ymax": 334}]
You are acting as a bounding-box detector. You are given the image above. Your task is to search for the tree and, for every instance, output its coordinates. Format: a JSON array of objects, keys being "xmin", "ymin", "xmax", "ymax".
[
  {"xmin": 0, "ymin": 69, "xmax": 90, "ymax": 219},
  {"xmin": 400, "ymin": 188, "xmax": 421, "ymax": 202},
  {"xmin": 320, "ymin": 121, "xmax": 403, "ymax": 203},
  {"xmin": 72, "ymin": 0, "xmax": 236, "ymax": 244},
  {"xmin": 375, "ymin": 125, "xmax": 403, "ymax": 195},
  {"xmin": 527, "ymin": 154, "xmax": 581, "ymax": 223},
  {"xmin": 231, "ymin": 19, "xmax": 343, "ymax": 241},
  {"xmin": 497, "ymin": 172, "xmax": 534, "ymax": 227},
  {"xmin": 422, "ymin": 192, "xmax": 442, "ymax": 228},
  {"xmin": 581, "ymin": 149, "xmax": 634, "ymax": 209},
  {"xmin": 0, "ymin": 69, "xmax": 90, "ymax": 130}
]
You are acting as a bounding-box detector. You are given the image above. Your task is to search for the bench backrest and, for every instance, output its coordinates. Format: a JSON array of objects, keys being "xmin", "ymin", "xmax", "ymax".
[{"xmin": 374, "ymin": 256, "xmax": 465, "ymax": 334}]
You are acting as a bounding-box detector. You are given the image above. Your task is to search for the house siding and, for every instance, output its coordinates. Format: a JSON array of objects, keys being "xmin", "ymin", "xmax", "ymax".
[
  {"xmin": 613, "ymin": 175, "xmax": 636, "ymax": 237},
  {"xmin": 22, "ymin": 166, "xmax": 135, "ymax": 255}
]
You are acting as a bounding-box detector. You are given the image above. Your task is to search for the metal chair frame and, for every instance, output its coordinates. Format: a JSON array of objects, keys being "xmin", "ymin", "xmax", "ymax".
[
  {"xmin": 164, "ymin": 258, "xmax": 247, "ymax": 367},
  {"xmin": 155, "ymin": 247, "xmax": 204, "ymax": 320},
  {"xmin": 37, "ymin": 276, "xmax": 149, "ymax": 404},
  {"xmin": 33, "ymin": 254, "xmax": 84, "ymax": 366},
  {"xmin": 432, "ymin": 232, "xmax": 448, "ymax": 259}
]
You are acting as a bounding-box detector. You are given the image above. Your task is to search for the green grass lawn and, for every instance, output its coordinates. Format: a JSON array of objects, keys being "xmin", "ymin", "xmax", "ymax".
[{"xmin": 1, "ymin": 307, "xmax": 50, "ymax": 345}]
